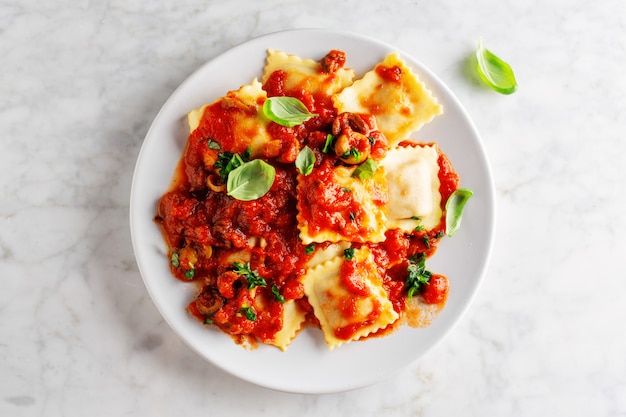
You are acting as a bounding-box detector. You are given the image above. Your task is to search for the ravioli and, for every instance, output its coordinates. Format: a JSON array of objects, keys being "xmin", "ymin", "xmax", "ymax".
[
  {"xmin": 296, "ymin": 162, "xmax": 388, "ymax": 244},
  {"xmin": 301, "ymin": 247, "xmax": 399, "ymax": 349},
  {"xmin": 186, "ymin": 79, "xmax": 283, "ymax": 158},
  {"xmin": 157, "ymin": 48, "xmax": 460, "ymax": 352},
  {"xmin": 262, "ymin": 49, "xmax": 355, "ymax": 99},
  {"xmin": 270, "ymin": 300, "xmax": 307, "ymax": 351},
  {"xmin": 332, "ymin": 52, "xmax": 442, "ymax": 146},
  {"xmin": 380, "ymin": 144, "xmax": 442, "ymax": 231}
]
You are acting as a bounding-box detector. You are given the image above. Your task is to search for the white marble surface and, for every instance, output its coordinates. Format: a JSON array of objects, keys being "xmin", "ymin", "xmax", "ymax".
[{"xmin": 1, "ymin": 0, "xmax": 626, "ymax": 415}]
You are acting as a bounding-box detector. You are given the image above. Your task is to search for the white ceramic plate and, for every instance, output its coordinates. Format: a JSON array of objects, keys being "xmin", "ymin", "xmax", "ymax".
[{"xmin": 130, "ymin": 28, "xmax": 495, "ymax": 394}]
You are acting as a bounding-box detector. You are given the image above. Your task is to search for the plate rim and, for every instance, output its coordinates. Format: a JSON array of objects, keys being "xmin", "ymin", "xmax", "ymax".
[{"xmin": 129, "ymin": 28, "xmax": 496, "ymax": 394}]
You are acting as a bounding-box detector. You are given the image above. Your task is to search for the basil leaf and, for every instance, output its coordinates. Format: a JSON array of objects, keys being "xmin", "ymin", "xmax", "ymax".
[
  {"xmin": 322, "ymin": 134, "xmax": 335, "ymax": 153},
  {"xmin": 170, "ymin": 252, "xmax": 180, "ymax": 268},
  {"xmin": 227, "ymin": 159, "xmax": 276, "ymax": 201},
  {"xmin": 341, "ymin": 147, "xmax": 361, "ymax": 162},
  {"xmin": 476, "ymin": 39, "xmax": 517, "ymax": 94},
  {"xmin": 184, "ymin": 267, "xmax": 195, "ymax": 280},
  {"xmin": 215, "ymin": 151, "xmax": 245, "ymax": 180},
  {"xmin": 271, "ymin": 284, "xmax": 286, "ymax": 304},
  {"xmin": 207, "ymin": 139, "xmax": 221, "ymax": 150},
  {"xmin": 232, "ymin": 261, "xmax": 267, "ymax": 289},
  {"xmin": 352, "ymin": 158, "xmax": 378, "ymax": 180},
  {"xmin": 445, "ymin": 188, "xmax": 473, "ymax": 236},
  {"xmin": 239, "ymin": 306, "xmax": 257, "ymax": 321},
  {"xmin": 295, "ymin": 146, "xmax": 315, "ymax": 176},
  {"xmin": 405, "ymin": 254, "xmax": 432, "ymax": 300},
  {"xmin": 262, "ymin": 96, "xmax": 317, "ymax": 127}
]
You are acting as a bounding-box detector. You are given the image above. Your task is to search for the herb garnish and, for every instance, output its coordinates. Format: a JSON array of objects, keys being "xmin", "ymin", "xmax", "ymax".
[
  {"xmin": 239, "ymin": 305, "xmax": 257, "ymax": 321},
  {"xmin": 445, "ymin": 188, "xmax": 473, "ymax": 236},
  {"xmin": 343, "ymin": 247, "xmax": 355, "ymax": 261},
  {"xmin": 322, "ymin": 134, "xmax": 335, "ymax": 153},
  {"xmin": 207, "ymin": 139, "xmax": 221, "ymax": 150},
  {"xmin": 262, "ymin": 96, "xmax": 317, "ymax": 127},
  {"xmin": 232, "ymin": 261, "xmax": 267, "ymax": 289},
  {"xmin": 271, "ymin": 284, "xmax": 286, "ymax": 304},
  {"xmin": 341, "ymin": 147, "xmax": 361, "ymax": 161},
  {"xmin": 214, "ymin": 147, "xmax": 251, "ymax": 180},
  {"xmin": 405, "ymin": 254, "xmax": 432, "ymax": 300},
  {"xmin": 352, "ymin": 158, "xmax": 378, "ymax": 181},
  {"xmin": 184, "ymin": 266, "xmax": 195, "ymax": 280},
  {"xmin": 476, "ymin": 39, "xmax": 517, "ymax": 94},
  {"xmin": 170, "ymin": 252, "xmax": 180, "ymax": 268},
  {"xmin": 227, "ymin": 159, "xmax": 276, "ymax": 201},
  {"xmin": 295, "ymin": 146, "xmax": 315, "ymax": 176}
]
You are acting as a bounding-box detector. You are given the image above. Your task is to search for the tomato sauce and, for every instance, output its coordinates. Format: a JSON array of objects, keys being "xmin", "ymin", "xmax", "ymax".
[
  {"xmin": 154, "ymin": 50, "xmax": 459, "ymax": 348},
  {"xmin": 376, "ymin": 64, "xmax": 403, "ymax": 83}
]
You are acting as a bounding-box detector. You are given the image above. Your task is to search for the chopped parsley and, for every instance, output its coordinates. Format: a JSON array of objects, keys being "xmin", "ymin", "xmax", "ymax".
[
  {"xmin": 343, "ymin": 247, "xmax": 356, "ymax": 261},
  {"xmin": 322, "ymin": 134, "xmax": 335, "ymax": 153},
  {"xmin": 405, "ymin": 254, "xmax": 432, "ymax": 300},
  {"xmin": 239, "ymin": 305, "xmax": 257, "ymax": 321},
  {"xmin": 184, "ymin": 266, "xmax": 195, "ymax": 280},
  {"xmin": 207, "ymin": 138, "xmax": 221, "ymax": 150},
  {"xmin": 271, "ymin": 284, "xmax": 286, "ymax": 304},
  {"xmin": 304, "ymin": 243, "xmax": 315, "ymax": 255},
  {"xmin": 341, "ymin": 147, "xmax": 361, "ymax": 161},
  {"xmin": 170, "ymin": 252, "xmax": 180, "ymax": 268},
  {"xmin": 352, "ymin": 158, "xmax": 378, "ymax": 181},
  {"xmin": 232, "ymin": 261, "xmax": 266, "ymax": 289},
  {"xmin": 214, "ymin": 146, "xmax": 252, "ymax": 180}
]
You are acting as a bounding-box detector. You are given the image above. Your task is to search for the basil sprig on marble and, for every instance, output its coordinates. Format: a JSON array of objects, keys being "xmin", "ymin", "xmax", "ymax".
[
  {"xmin": 226, "ymin": 159, "xmax": 275, "ymax": 201},
  {"xmin": 445, "ymin": 188, "xmax": 473, "ymax": 236},
  {"xmin": 262, "ymin": 96, "xmax": 317, "ymax": 127},
  {"xmin": 476, "ymin": 39, "xmax": 517, "ymax": 94},
  {"xmin": 295, "ymin": 146, "xmax": 315, "ymax": 176}
]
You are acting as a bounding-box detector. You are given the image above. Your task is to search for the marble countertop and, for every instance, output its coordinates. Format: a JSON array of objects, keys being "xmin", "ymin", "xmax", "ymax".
[{"xmin": 2, "ymin": 0, "xmax": 625, "ymax": 416}]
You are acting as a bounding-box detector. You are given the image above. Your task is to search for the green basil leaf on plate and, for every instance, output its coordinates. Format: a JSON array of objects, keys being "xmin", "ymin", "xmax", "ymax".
[
  {"xmin": 445, "ymin": 188, "xmax": 473, "ymax": 237},
  {"xmin": 295, "ymin": 146, "xmax": 316, "ymax": 176},
  {"xmin": 262, "ymin": 96, "xmax": 317, "ymax": 127},
  {"xmin": 227, "ymin": 159, "xmax": 276, "ymax": 201},
  {"xmin": 352, "ymin": 158, "xmax": 378, "ymax": 181},
  {"xmin": 476, "ymin": 39, "xmax": 517, "ymax": 94}
]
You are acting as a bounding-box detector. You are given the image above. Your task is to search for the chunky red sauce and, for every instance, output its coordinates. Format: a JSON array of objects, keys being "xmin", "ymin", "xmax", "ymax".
[
  {"xmin": 155, "ymin": 50, "xmax": 459, "ymax": 348},
  {"xmin": 376, "ymin": 64, "xmax": 403, "ymax": 83}
]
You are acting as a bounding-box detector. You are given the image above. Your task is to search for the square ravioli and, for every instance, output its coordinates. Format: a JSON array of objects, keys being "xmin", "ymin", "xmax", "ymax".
[
  {"xmin": 380, "ymin": 144, "xmax": 443, "ymax": 232},
  {"xmin": 186, "ymin": 79, "xmax": 284, "ymax": 159},
  {"xmin": 332, "ymin": 52, "xmax": 442, "ymax": 146},
  {"xmin": 262, "ymin": 49, "xmax": 355, "ymax": 100},
  {"xmin": 301, "ymin": 246, "xmax": 399, "ymax": 349},
  {"xmin": 296, "ymin": 160, "xmax": 388, "ymax": 244}
]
